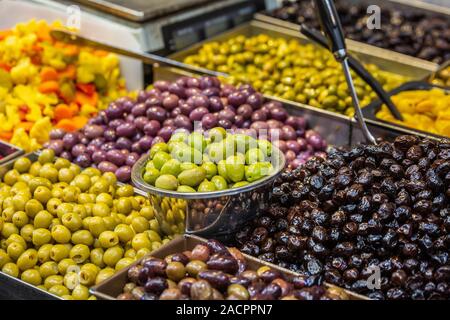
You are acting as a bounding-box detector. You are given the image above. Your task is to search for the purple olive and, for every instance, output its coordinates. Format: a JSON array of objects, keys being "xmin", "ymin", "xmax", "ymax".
[
  {"xmin": 103, "ymin": 128, "xmax": 117, "ymax": 142},
  {"xmin": 251, "ymin": 110, "xmax": 267, "ymax": 122},
  {"xmin": 209, "ymin": 96, "xmax": 224, "ymax": 112},
  {"xmin": 116, "ymin": 123, "xmax": 137, "ymax": 138},
  {"xmin": 46, "ymin": 140, "xmax": 64, "ymax": 155},
  {"xmin": 168, "ymin": 83, "xmax": 186, "ymax": 98},
  {"xmin": 185, "ymin": 87, "xmax": 202, "ymax": 97},
  {"xmin": 290, "ymin": 158, "xmax": 303, "ymax": 169},
  {"xmin": 171, "ymin": 107, "xmax": 182, "ymax": 118},
  {"xmin": 60, "ymin": 151, "xmax": 72, "ymax": 161},
  {"xmin": 126, "ymin": 114, "xmax": 135, "ymax": 123},
  {"xmin": 116, "ymin": 166, "xmax": 131, "ymax": 182},
  {"xmin": 73, "ymin": 154, "xmax": 91, "ymax": 168},
  {"xmin": 49, "ymin": 128, "xmax": 66, "ymax": 140},
  {"xmin": 218, "ymin": 119, "xmax": 232, "ymax": 129},
  {"xmin": 154, "ymin": 80, "xmax": 169, "ymax": 92},
  {"xmin": 151, "ymin": 136, "xmax": 165, "ymax": 146},
  {"xmin": 106, "ymin": 149, "xmax": 126, "ymax": 166},
  {"xmin": 218, "ymin": 109, "xmax": 235, "ymax": 122},
  {"xmin": 270, "ymin": 107, "xmax": 288, "ymax": 121},
  {"xmin": 268, "ymin": 128, "xmax": 282, "ymax": 140},
  {"xmin": 246, "ymin": 93, "xmax": 263, "ymax": 109},
  {"xmin": 199, "ymin": 76, "xmax": 218, "ymax": 89},
  {"xmin": 174, "ymin": 115, "xmax": 193, "ymax": 130},
  {"xmin": 234, "ymin": 115, "xmax": 244, "ymax": 127},
  {"xmin": 191, "ymin": 95, "xmax": 210, "ymax": 108},
  {"xmin": 105, "ymin": 102, "xmax": 124, "ymax": 120},
  {"xmin": 186, "ymin": 77, "xmax": 200, "ymax": 88},
  {"xmin": 131, "ymin": 142, "xmax": 142, "ymax": 154},
  {"xmin": 134, "ymin": 116, "xmax": 149, "ymax": 130},
  {"xmin": 126, "ymin": 152, "xmax": 140, "ymax": 166},
  {"xmin": 147, "ymin": 88, "xmax": 161, "ymax": 97},
  {"xmin": 228, "ymin": 91, "xmax": 246, "ymax": 107},
  {"xmin": 143, "ymin": 120, "xmax": 161, "ymax": 136},
  {"xmin": 286, "ymin": 116, "xmax": 306, "ymax": 130},
  {"xmin": 221, "ymin": 84, "xmax": 235, "ymax": 97},
  {"xmin": 98, "ymin": 161, "xmax": 118, "ymax": 173},
  {"xmin": 131, "ymin": 103, "xmax": 147, "ymax": 117},
  {"xmin": 89, "ymin": 137, "xmax": 105, "ymax": 148},
  {"xmin": 237, "ymin": 104, "xmax": 252, "ymax": 119},
  {"xmin": 273, "ymin": 140, "xmax": 287, "ymax": 153},
  {"xmin": 62, "ymin": 133, "xmax": 79, "ymax": 150},
  {"xmin": 163, "ymin": 119, "xmax": 175, "ymax": 127},
  {"xmin": 286, "ymin": 140, "xmax": 301, "ymax": 154},
  {"xmin": 285, "ymin": 150, "xmax": 296, "ymax": 162},
  {"xmin": 201, "ymin": 113, "xmax": 218, "ymax": 130},
  {"xmin": 138, "ymin": 136, "xmax": 153, "ymax": 151},
  {"xmin": 137, "ymin": 90, "xmax": 150, "ymax": 103},
  {"xmin": 202, "ymin": 87, "xmax": 220, "ymax": 97},
  {"xmin": 100, "ymin": 142, "xmax": 117, "ymax": 152},
  {"xmin": 145, "ymin": 96, "xmax": 162, "ymax": 108},
  {"xmin": 162, "ymin": 94, "xmax": 179, "ymax": 110},
  {"xmin": 132, "ymin": 131, "xmax": 144, "ymax": 142},
  {"xmin": 180, "ymin": 102, "xmax": 194, "ymax": 116},
  {"xmin": 92, "ymin": 150, "xmax": 107, "ymax": 164},
  {"xmin": 296, "ymin": 138, "xmax": 308, "ymax": 151},
  {"xmin": 72, "ymin": 144, "xmax": 87, "ymax": 157},
  {"xmin": 250, "ymin": 121, "xmax": 269, "ymax": 131},
  {"xmin": 267, "ymin": 119, "xmax": 283, "ymax": 129},
  {"xmin": 122, "ymin": 100, "xmax": 135, "ymax": 113},
  {"xmin": 189, "ymin": 107, "xmax": 209, "ymax": 122},
  {"xmin": 88, "ymin": 115, "xmax": 104, "ymax": 125},
  {"xmin": 106, "ymin": 119, "xmax": 122, "ymax": 130},
  {"xmin": 315, "ymin": 151, "xmax": 327, "ymax": 159},
  {"xmin": 281, "ymin": 125, "xmax": 296, "ymax": 140},
  {"xmin": 116, "ymin": 137, "xmax": 132, "ymax": 150},
  {"xmin": 86, "ymin": 144, "xmax": 98, "ymax": 156},
  {"xmin": 146, "ymin": 106, "xmax": 167, "ymax": 122},
  {"xmin": 306, "ymin": 131, "xmax": 326, "ymax": 150},
  {"xmin": 157, "ymin": 126, "xmax": 176, "ymax": 142}
]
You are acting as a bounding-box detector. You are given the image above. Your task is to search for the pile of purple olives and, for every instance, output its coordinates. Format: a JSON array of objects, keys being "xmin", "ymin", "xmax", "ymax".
[{"xmin": 44, "ymin": 76, "xmax": 327, "ymax": 182}]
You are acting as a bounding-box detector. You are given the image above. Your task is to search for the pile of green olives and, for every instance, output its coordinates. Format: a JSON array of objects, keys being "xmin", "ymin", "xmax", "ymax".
[
  {"xmin": 142, "ymin": 128, "xmax": 279, "ymax": 192},
  {"xmin": 183, "ymin": 34, "xmax": 409, "ymax": 116},
  {"xmin": 0, "ymin": 149, "xmax": 179, "ymax": 300}
]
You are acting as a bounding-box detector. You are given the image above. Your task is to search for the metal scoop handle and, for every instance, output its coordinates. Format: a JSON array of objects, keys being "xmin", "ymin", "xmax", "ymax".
[{"xmin": 313, "ymin": 0, "xmax": 377, "ymax": 144}]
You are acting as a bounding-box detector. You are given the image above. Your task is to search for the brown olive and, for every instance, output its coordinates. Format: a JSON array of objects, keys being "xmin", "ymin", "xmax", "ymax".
[{"xmin": 186, "ymin": 260, "xmax": 207, "ymax": 277}]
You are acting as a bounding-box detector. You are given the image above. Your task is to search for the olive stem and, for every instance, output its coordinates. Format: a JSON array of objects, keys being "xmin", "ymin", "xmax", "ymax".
[{"xmin": 341, "ymin": 59, "xmax": 377, "ymax": 145}]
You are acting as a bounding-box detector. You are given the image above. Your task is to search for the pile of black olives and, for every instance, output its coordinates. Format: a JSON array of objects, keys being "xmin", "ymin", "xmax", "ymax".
[
  {"xmin": 236, "ymin": 135, "xmax": 450, "ymax": 300},
  {"xmin": 118, "ymin": 239, "xmax": 349, "ymax": 300},
  {"xmin": 269, "ymin": 0, "xmax": 450, "ymax": 63}
]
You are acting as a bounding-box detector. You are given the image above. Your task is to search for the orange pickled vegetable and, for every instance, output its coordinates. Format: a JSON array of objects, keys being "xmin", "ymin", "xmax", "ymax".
[
  {"xmin": 0, "ymin": 30, "xmax": 12, "ymax": 40},
  {"xmin": 0, "ymin": 130, "xmax": 13, "ymax": 140},
  {"xmin": 54, "ymin": 104, "xmax": 74, "ymax": 122},
  {"xmin": 75, "ymin": 91, "xmax": 98, "ymax": 106},
  {"xmin": 55, "ymin": 116, "xmax": 87, "ymax": 132},
  {"xmin": 59, "ymin": 64, "xmax": 76, "ymax": 80},
  {"xmin": 38, "ymin": 81, "xmax": 59, "ymax": 94},
  {"xmin": 40, "ymin": 67, "xmax": 59, "ymax": 82},
  {"xmin": 76, "ymin": 83, "xmax": 96, "ymax": 95}
]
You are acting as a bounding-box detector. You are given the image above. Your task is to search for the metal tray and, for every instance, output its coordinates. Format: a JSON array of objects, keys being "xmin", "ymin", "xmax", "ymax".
[
  {"xmin": 0, "ymin": 140, "xmax": 24, "ymax": 166},
  {"xmin": 153, "ymin": 65, "xmax": 444, "ymax": 145},
  {"xmin": 168, "ymin": 20, "xmax": 436, "ymax": 80},
  {"xmin": 362, "ymin": 81, "xmax": 449, "ymax": 140},
  {"xmin": 0, "ymin": 151, "xmax": 182, "ymax": 300},
  {"xmin": 91, "ymin": 234, "xmax": 369, "ymax": 300},
  {"xmin": 256, "ymin": 0, "xmax": 450, "ymax": 65}
]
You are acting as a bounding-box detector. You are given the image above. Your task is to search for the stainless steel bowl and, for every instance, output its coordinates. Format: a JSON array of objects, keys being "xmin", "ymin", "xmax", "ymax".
[{"xmin": 132, "ymin": 148, "xmax": 285, "ymax": 238}]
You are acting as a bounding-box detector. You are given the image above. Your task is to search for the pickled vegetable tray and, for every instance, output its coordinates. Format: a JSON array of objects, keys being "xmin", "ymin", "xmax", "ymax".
[{"xmin": 362, "ymin": 81, "xmax": 450, "ymax": 140}]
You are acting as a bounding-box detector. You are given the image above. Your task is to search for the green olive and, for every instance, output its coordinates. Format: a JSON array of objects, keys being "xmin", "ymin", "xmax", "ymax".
[
  {"xmin": 178, "ymin": 168, "xmax": 206, "ymax": 187},
  {"xmin": 155, "ymin": 174, "xmax": 179, "ymax": 190},
  {"xmin": 197, "ymin": 180, "xmax": 216, "ymax": 192},
  {"xmin": 152, "ymin": 151, "xmax": 172, "ymax": 170},
  {"xmin": 160, "ymin": 159, "xmax": 181, "ymax": 176}
]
